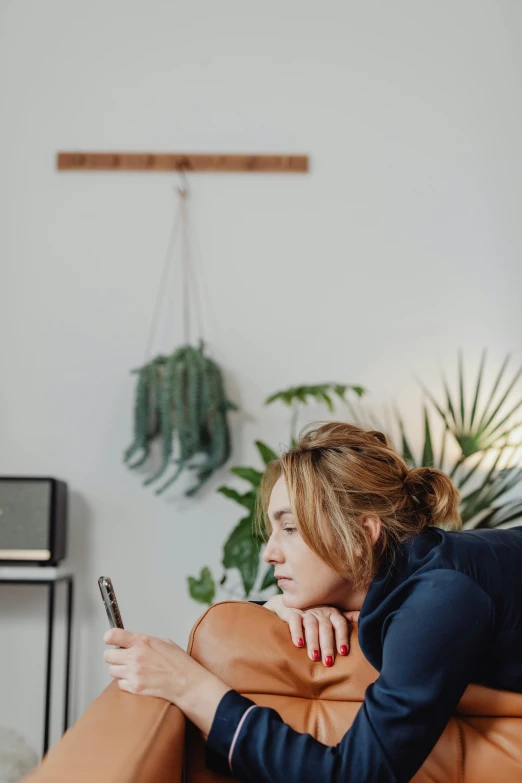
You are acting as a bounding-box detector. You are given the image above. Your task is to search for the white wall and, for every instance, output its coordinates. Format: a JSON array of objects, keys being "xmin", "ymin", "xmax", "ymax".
[{"xmin": 1, "ymin": 0, "xmax": 522, "ymax": 758}]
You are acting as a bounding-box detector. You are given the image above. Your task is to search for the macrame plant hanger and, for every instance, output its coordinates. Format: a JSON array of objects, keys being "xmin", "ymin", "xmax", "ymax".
[
  {"xmin": 123, "ymin": 169, "xmax": 238, "ymax": 497},
  {"xmin": 56, "ymin": 150, "xmax": 309, "ymax": 497},
  {"xmin": 142, "ymin": 170, "xmax": 204, "ymax": 362}
]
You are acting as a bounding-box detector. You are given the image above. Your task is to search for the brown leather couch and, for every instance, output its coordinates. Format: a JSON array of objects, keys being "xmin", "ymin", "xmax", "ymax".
[{"xmin": 23, "ymin": 601, "xmax": 522, "ymax": 782}]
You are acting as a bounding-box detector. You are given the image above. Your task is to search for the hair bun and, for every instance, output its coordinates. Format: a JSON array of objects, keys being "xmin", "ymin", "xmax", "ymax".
[{"xmin": 403, "ymin": 466, "xmax": 460, "ymax": 527}]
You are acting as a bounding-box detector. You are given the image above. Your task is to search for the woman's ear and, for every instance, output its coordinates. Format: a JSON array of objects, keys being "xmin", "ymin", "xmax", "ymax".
[
  {"xmin": 362, "ymin": 515, "xmax": 382, "ymax": 547},
  {"xmin": 353, "ymin": 515, "xmax": 382, "ymax": 557}
]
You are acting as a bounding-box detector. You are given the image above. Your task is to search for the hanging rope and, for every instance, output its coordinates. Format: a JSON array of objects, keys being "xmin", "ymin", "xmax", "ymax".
[
  {"xmin": 143, "ymin": 189, "xmax": 182, "ymax": 365},
  {"xmin": 182, "ymin": 195, "xmax": 206, "ymax": 350},
  {"xmin": 123, "ymin": 172, "xmax": 238, "ymax": 497},
  {"xmin": 143, "ymin": 174, "xmax": 206, "ymax": 362}
]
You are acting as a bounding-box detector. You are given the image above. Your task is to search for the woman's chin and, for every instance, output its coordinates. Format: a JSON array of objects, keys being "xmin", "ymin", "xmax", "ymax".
[
  {"xmin": 282, "ymin": 595, "xmax": 308, "ymax": 611},
  {"xmin": 283, "ymin": 593, "xmax": 329, "ymax": 611}
]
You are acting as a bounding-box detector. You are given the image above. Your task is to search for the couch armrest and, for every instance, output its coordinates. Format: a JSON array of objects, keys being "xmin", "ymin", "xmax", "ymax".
[{"xmin": 23, "ymin": 680, "xmax": 185, "ymax": 783}]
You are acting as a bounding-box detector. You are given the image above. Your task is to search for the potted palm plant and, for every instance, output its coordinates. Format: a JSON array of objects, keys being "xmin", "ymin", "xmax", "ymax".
[
  {"xmin": 188, "ymin": 351, "xmax": 522, "ymax": 606},
  {"xmin": 346, "ymin": 350, "xmax": 522, "ymax": 530}
]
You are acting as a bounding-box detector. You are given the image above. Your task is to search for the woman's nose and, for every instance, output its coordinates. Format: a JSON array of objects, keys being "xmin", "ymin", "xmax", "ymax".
[{"xmin": 262, "ymin": 537, "xmax": 282, "ymax": 564}]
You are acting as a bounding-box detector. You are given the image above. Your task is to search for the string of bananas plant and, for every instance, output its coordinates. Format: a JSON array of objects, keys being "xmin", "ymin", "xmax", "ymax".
[{"xmin": 124, "ymin": 340, "xmax": 238, "ymax": 497}]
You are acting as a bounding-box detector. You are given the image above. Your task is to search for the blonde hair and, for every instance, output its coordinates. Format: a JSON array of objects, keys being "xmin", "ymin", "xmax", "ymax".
[{"xmin": 255, "ymin": 421, "xmax": 461, "ymax": 592}]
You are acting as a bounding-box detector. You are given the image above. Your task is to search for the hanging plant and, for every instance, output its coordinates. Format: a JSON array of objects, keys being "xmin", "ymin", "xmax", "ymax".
[
  {"xmin": 123, "ymin": 176, "xmax": 238, "ymax": 496},
  {"xmin": 124, "ymin": 341, "xmax": 237, "ymax": 496}
]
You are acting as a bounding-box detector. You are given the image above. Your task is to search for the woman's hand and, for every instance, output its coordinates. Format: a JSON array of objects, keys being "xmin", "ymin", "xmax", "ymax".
[
  {"xmin": 103, "ymin": 627, "xmax": 197, "ymax": 700},
  {"xmin": 103, "ymin": 628, "xmax": 231, "ymax": 738},
  {"xmin": 263, "ymin": 595, "xmax": 360, "ymax": 666}
]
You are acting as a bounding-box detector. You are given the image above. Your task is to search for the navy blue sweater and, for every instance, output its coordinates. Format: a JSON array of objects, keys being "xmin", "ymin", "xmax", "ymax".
[{"xmin": 205, "ymin": 525, "xmax": 522, "ymax": 782}]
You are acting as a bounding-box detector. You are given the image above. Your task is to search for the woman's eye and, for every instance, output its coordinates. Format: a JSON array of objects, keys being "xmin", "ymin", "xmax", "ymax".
[{"xmin": 284, "ymin": 527, "xmax": 297, "ymax": 534}]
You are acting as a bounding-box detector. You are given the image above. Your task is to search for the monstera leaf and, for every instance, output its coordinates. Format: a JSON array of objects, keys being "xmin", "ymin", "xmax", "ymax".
[
  {"xmin": 187, "ymin": 567, "xmax": 215, "ymax": 605},
  {"xmin": 187, "ymin": 440, "xmax": 275, "ymax": 603},
  {"xmin": 222, "ymin": 515, "xmax": 262, "ymax": 595}
]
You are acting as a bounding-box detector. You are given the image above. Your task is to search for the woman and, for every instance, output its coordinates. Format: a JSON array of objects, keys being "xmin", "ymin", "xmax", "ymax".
[{"xmin": 103, "ymin": 421, "xmax": 522, "ymax": 782}]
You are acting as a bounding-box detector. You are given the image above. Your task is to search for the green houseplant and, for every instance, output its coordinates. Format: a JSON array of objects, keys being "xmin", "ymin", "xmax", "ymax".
[
  {"xmin": 124, "ymin": 341, "xmax": 238, "ymax": 497},
  {"xmin": 123, "ymin": 184, "xmax": 238, "ymax": 498},
  {"xmin": 188, "ymin": 351, "xmax": 522, "ymax": 606},
  {"xmin": 346, "ymin": 350, "xmax": 522, "ymax": 530}
]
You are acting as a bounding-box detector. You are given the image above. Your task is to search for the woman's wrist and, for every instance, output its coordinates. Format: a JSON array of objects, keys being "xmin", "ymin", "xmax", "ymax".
[
  {"xmin": 172, "ymin": 660, "xmax": 231, "ymax": 736},
  {"xmin": 262, "ymin": 594, "xmax": 284, "ymax": 613}
]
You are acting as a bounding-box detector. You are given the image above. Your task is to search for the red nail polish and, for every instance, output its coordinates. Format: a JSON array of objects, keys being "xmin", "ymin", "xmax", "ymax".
[
  {"xmin": 297, "ymin": 638, "xmax": 304, "ymax": 647},
  {"xmin": 325, "ymin": 655, "xmax": 333, "ymax": 666},
  {"xmin": 340, "ymin": 645, "xmax": 348, "ymax": 655},
  {"xmin": 312, "ymin": 649, "xmax": 320, "ymax": 661}
]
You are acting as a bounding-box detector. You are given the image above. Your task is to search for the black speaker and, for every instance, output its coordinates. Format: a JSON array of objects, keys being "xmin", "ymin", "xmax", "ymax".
[{"xmin": 0, "ymin": 477, "xmax": 67, "ymax": 566}]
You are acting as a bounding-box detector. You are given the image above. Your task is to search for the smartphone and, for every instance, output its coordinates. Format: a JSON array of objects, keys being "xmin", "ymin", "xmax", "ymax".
[{"xmin": 98, "ymin": 576, "xmax": 124, "ymax": 630}]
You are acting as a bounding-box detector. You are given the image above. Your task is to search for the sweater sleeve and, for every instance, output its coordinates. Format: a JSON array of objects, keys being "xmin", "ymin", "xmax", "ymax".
[{"xmin": 205, "ymin": 569, "xmax": 495, "ymax": 783}]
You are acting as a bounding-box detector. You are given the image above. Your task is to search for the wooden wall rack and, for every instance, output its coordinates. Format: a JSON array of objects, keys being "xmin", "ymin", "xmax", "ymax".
[{"xmin": 56, "ymin": 152, "xmax": 309, "ymax": 173}]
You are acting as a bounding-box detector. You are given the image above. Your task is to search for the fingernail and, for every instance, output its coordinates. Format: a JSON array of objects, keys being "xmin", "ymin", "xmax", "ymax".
[
  {"xmin": 325, "ymin": 655, "xmax": 333, "ymax": 667},
  {"xmin": 312, "ymin": 649, "xmax": 320, "ymax": 661},
  {"xmin": 297, "ymin": 638, "xmax": 304, "ymax": 647},
  {"xmin": 340, "ymin": 645, "xmax": 348, "ymax": 655}
]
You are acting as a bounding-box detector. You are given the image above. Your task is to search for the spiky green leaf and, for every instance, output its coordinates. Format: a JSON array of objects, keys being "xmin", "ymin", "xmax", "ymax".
[
  {"xmin": 255, "ymin": 440, "xmax": 279, "ymax": 466},
  {"xmin": 458, "ymin": 349, "xmax": 465, "ymax": 430},
  {"xmin": 421, "ymin": 407, "xmax": 434, "ymax": 467},
  {"xmin": 229, "ymin": 467, "xmax": 264, "ymax": 487},
  {"xmin": 217, "ymin": 485, "xmax": 256, "ymax": 511},
  {"xmin": 469, "ymin": 349, "xmax": 486, "ymax": 429},
  {"xmin": 265, "ymin": 383, "xmax": 367, "ymax": 410},
  {"xmin": 394, "ymin": 406, "xmax": 416, "ymax": 467}
]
